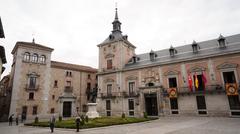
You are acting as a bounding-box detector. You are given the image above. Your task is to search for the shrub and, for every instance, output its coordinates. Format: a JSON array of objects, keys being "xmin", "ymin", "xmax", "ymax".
[
  {"xmin": 85, "ymin": 115, "xmax": 89, "ymax": 123},
  {"xmin": 121, "ymin": 113, "xmax": 125, "ymax": 118},
  {"xmin": 34, "ymin": 116, "xmax": 39, "ymax": 123},
  {"xmin": 58, "ymin": 116, "xmax": 62, "ymax": 122},
  {"xmin": 143, "ymin": 112, "xmax": 148, "ymax": 118},
  {"xmin": 80, "ymin": 115, "xmax": 85, "ymax": 125}
]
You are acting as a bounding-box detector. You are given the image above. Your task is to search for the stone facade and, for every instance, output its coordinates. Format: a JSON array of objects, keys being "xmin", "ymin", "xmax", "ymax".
[
  {"xmin": 8, "ymin": 41, "xmax": 97, "ymax": 120},
  {"xmin": 96, "ymin": 9, "xmax": 240, "ymax": 117}
]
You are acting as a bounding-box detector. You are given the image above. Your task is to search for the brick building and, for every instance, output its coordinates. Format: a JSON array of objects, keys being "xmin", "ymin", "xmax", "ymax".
[
  {"xmin": 96, "ymin": 8, "xmax": 240, "ymax": 117},
  {"xmin": 6, "ymin": 41, "xmax": 97, "ymax": 120}
]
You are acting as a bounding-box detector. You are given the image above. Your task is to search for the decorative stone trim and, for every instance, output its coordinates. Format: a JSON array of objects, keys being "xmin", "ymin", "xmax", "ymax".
[
  {"xmin": 190, "ymin": 65, "xmax": 206, "ymax": 72},
  {"xmin": 217, "ymin": 62, "xmax": 238, "ymax": 70},
  {"xmin": 126, "ymin": 75, "xmax": 138, "ymax": 80},
  {"xmin": 104, "ymin": 78, "xmax": 114, "ymax": 83},
  {"xmin": 105, "ymin": 53, "xmax": 115, "ymax": 59},
  {"xmin": 164, "ymin": 70, "xmax": 179, "ymax": 76}
]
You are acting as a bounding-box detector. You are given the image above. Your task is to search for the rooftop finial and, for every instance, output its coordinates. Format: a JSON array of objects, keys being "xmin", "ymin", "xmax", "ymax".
[
  {"xmin": 114, "ymin": 2, "xmax": 118, "ymax": 20},
  {"xmin": 32, "ymin": 33, "xmax": 35, "ymax": 44}
]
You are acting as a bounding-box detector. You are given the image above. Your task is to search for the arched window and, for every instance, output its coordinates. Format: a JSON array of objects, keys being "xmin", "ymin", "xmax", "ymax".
[
  {"xmin": 32, "ymin": 53, "xmax": 38, "ymax": 63},
  {"xmin": 39, "ymin": 55, "xmax": 46, "ymax": 63},
  {"xmin": 23, "ymin": 52, "xmax": 30, "ymax": 61}
]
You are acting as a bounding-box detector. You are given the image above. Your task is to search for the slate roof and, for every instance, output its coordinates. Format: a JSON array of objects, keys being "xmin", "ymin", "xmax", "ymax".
[
  {"xmin": 125, "ymin": 34, "xmax": 240, "ymax": 70},
  {"xmin": 51, "ymin": 61, "xmax": 97, "ymax": 73}
]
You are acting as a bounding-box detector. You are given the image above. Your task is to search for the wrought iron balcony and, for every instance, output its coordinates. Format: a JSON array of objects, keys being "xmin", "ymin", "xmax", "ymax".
[
  {"xmin": 122, "ymin": 91, "xmax": 140, "ymax": 98},
  {"xmin": 100, "ymin": 92, "xmax": 119, "ymax": 99},
  {"xmin": 177, "ymin": 84, "xmax": 227, "ymax": 95},
  {"xmin": 25, "ymin": 84, "xmax": 39, "ymax": 91},
  {"xmin": 64, "ymin": 86, "xmax": 73, "ymax": 93}
]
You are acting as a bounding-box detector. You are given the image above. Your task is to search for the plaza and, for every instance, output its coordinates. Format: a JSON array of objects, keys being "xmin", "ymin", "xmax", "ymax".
[{"xmin": 1, "ymin": 117, "xmax": 240, "ymax": 134}]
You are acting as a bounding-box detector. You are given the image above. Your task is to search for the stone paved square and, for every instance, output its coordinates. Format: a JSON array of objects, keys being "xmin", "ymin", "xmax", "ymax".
[{"xmin": 1, "ymin": 117, "xmax": 240, "ymax": 134}]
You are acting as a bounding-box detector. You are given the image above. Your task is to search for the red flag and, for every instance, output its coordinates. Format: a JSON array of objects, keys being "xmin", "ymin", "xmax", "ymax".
[{"xmin": 188, "ymin": 74, "xmax": 193, "ymax": 92}]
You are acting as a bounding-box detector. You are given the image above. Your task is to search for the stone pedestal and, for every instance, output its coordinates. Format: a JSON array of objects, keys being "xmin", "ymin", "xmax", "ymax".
[{"xmin": 86, "ymin": 103, "xmax": 99, "ymax": 118}]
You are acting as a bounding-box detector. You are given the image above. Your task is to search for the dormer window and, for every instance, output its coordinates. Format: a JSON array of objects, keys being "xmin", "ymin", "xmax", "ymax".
[
  {"xmin": 192, "ymin": 40, "xmax": 200, "ymax": 53},
  {"xmin": 169, "ymin": 46, "xmax": 177, "ymax": 57},
  {"xmin": 218, "ymin": 34, "xmax": 226, "ymax": 48},
  {"xmin": 109, "ymin": 34, "xmax": 114, "ymax": 40},
  {"xmin": 149, "ymin": 50, "xmax": 157, "ymax": 61}
]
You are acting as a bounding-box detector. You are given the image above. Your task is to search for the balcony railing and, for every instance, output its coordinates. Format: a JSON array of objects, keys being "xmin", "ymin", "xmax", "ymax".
[
  {"xmin": 64, "ymin": 86, "xmax": 73, "ymax": 93},
  {"xmin": 177, "ymin": 84, "xmax": 233, "ymax": 95},
  {"xmin": 100, "ymin": 91, "xmax": 140, "ymax": 99},
  {"xmin": 25, "ymin": 84, "xmax": 39, "ymax": 91},
  {"xmin": 122, "ymin": 91, "xmax": 140, "ymax": 98}
]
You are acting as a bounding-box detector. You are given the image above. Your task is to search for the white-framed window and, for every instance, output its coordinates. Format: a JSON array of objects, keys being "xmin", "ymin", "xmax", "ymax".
[
  {"xmin": 32, "ymin": 53, "xmax": 38, "ymax": 63},
  {"xmin": 107, "ymin": 84, "xmax": 112, "ymax": 95},
  {"xmin": 128, "ymin": 81, "xmax": 135, "ymax": 94},
  {"xmin": 39, "ymin": 55, "xmax": 46, "ymax": 63},
  {"xmin": 23, "ymin": 52, "xmax": 30, "ymax": 61}
]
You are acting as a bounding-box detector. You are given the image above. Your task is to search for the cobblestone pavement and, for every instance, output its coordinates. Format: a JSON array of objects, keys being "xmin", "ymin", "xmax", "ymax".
[{"xmin": 1, "ymin": 117, "xmax": 240, "ymax": 134}]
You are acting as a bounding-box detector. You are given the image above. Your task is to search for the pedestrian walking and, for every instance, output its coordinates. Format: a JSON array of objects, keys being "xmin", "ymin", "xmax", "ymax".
[
  {"xmin": 8, "ymin": 114, "xmax": 13, "ymax": 126},
  {"xmin": 16, "ymin": 115, "xmax": 19, "ymax": 125},
  {"xmin": 49, "ymin": 115, "xmax": 55, "ymax": 133},
  {"xmin": 75, "ymin": 116, "xmax": 81, "ymax": 132}
]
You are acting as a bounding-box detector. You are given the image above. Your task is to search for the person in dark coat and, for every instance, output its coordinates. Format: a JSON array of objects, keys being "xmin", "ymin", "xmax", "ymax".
[
  {"xmin": 75, "ymin": 116, "xmax": 81, "ymax": 132},
  {"xmin": 15, "ymin": 115, "xmax": 19, "ymax": 125},
  {"xmin": 49, "ymin": 115, "xmax": 55, "ymax": 133},
  {"xmin": 8, "ymin": 114, "xmax": 13, "ymax": 126}
]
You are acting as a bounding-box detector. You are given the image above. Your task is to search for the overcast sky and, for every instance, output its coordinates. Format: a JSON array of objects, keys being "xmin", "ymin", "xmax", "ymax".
[{"xmin": 1, "ymin": 0, "xmax": 240, "ymax": 77}]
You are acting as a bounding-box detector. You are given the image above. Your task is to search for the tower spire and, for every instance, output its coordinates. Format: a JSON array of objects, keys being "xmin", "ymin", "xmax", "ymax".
[{"xmin": 112, "ymin": 4, "xmax": 122, "ymax": 33}]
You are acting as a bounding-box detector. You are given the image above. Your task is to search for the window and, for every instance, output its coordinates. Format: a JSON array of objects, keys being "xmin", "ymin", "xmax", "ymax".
[
  {"xmin": 32, "ymin": 106, "xmax": 38, "ymax": 115},
  {"xmin": 54, "ymin": 80, "xmax": 58, "ymax": 87},
  {"xmin": 52, "ymin": 95, "xmax": 55, "ymax": 100},
  {"xmin": 88, "ymin": 74, "xmax": 91, "ymax": 79},
  {"xmin": 129, "ymin": 82, "xmax": 135, "ymax": 94},
  {"xmin": 223, "ymin": 71, "xmax": 236, "ymax": 83},
  {"xmin": 106, "ymin": 100, "xmax": 111, "ymax": 116},
  {"xmin": 39, "ymin": 55, "xmax": 46, "ymax": 63},
  {"xmin": 194, "ymin": 74, "xmax": 205, "ymax": 91},
  {"xmin": 66, "ymin": 71, "xmax": 72, "ymax": 77},
  {"xmin": 107, "ymin": 84, "xmax": 112, "ymax": 95},
  {"xmin": 32, "ymin": 53, "xmax": 38, "ymax": 62},
  {"xmin": 228, "ymin": 96, "xmax": 240, "ymax": 110},
  {"xmin": 50, "ymin": 108, "xmax": 55, "ymax": 114},
  {"xmin": 29, "ymin": 92, "xmax": 34, "ymax": 100},
  {"xmin": 128, "ymin": 99, "xmax": 134, "ymax": 116},
  {"xmin": 66, "ymin": 81, "xmax": 71, "ymax": 87},
  {"xmin": 107, "ymin": 59, "xmax": 112, "ymax": 69},
  {"xmin": 168, "ymin": 77, "xmax": 177, "ymax": 88},
  {"xmin": 23, "ymin": 52, "xmax": 30, "ymax": 61},
  {"xmin": 29, "ymin": 76, "xmax": 37, "ymax": 89}
]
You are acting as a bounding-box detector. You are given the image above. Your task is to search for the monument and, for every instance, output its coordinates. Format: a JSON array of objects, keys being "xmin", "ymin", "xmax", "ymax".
[{"xmin": 86, "ymin": 87, "xmax": 99, "ymax": 118}]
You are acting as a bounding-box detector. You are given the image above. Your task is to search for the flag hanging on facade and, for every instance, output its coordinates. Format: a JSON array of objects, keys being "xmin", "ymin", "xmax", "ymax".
[
  {"xmin": 188, "ymin": 74, "xmax": 193, "ymax": 92},
  {"xmin": 202, "ymin": 71, "xmax": 207, "ymax": 90},
  {"xmin": 195, "ymin": 73, "xmax": 199, "ymax": 90}
]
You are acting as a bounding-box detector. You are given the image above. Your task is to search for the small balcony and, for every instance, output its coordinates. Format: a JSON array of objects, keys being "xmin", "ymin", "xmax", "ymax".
[
  {"xmin": 177, "ymin": 84, "xmax": 227, "ymax": 95},
  {"xmin": 100, "ymin": 92, "xmax": 119, "ymax": 99},
  {"xmin": 25, "ymin": 84, "xmax": 39, "ymax": 91},
  {"xmin": 64, "ymin": 86, "xmax": 73, "ymax": 93},
  {"xmin": 122, "ymin": 91, "xmax": 140, "ymax": 98}
]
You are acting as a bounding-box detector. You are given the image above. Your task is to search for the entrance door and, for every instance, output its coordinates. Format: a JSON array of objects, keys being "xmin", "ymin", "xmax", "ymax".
[
  {"xmin": 22, "ymin": 106, "xmax": 27, "ymax": 120},
  {"xmin": 63, "ymin": 101, "xmax": 72, "ymax": 117},
  {"xmin": 145, "ymin": 94, "xmax": 158, "ymax": 116}
]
